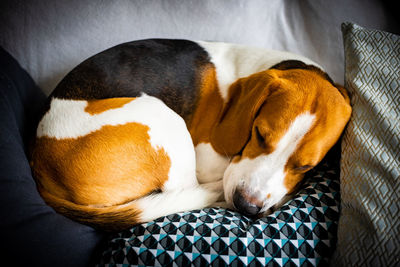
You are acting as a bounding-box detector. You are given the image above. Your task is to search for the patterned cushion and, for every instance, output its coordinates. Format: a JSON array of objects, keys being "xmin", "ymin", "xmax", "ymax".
[
  {"xmin": 97, "ymin": 145, "xmax": 342, "ymax": 266},
  {"xmin": 332, "ymin": 23, "xmax": 400, "ymax": 265}
]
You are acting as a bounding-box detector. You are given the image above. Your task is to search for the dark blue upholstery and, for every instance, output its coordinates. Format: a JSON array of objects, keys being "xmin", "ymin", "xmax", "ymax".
[{"xmin": 0, "ymin": 48, "xmax": 104, "ymax": 267}]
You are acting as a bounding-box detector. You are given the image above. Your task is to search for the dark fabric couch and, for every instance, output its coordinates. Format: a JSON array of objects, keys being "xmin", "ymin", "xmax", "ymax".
[{"xmin": 0, "ymin": 47, "xmax": 104, "ymax": 267}]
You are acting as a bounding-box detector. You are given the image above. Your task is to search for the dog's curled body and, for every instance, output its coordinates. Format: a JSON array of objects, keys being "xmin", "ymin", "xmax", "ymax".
[{"xmin": 31, "ymin": 39, "xmax": 351, "ymax": 231}]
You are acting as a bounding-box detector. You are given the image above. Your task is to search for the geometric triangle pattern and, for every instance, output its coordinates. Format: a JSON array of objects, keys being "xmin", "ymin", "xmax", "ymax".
[
  {"xmin": 97, "ymin": 146, "xmax": 342, "ymax": 267},
  {"xmin": 332, "ymin": 22, "xmax": 400, "ymax": 266}
]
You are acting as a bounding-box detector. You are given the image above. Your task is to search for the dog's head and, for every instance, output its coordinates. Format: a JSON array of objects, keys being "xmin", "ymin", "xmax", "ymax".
[{"xmin": 211, "ymin": 60, "xmax": 351, "ymax": 216}]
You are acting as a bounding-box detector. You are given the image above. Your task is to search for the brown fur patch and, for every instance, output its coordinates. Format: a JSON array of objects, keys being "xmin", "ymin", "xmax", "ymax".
[
  {"xmin": 188, "ymin": 64, "xmax": 224, "ymax": 145},
  {"xmin": 32, "ymin": 122, "xmax": 171, "ymax": 207},
  {"xmin": 84, "ymin": 97, "xmax": 134, "ymax": 115}
]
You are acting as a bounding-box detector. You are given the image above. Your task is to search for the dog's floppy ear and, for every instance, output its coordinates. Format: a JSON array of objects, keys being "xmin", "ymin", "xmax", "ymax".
[{"xmin": 210, "ymin": 71, "xmax": 278, "ymax": 156}]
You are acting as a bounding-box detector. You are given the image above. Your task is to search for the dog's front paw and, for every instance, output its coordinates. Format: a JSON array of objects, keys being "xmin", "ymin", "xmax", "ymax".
[{"xmin": 200, "ymin": 180, "xmax": 225, "ymax": 202}]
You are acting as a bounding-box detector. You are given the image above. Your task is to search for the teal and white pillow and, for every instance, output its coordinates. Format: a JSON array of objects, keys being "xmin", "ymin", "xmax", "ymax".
[
  {"xmin": 97, "ymin": 148, "xmax": 342, "ymax": 266},
  {"xmin": 332, "ymin": 22, "xmax": 400, "ymax": 266}
]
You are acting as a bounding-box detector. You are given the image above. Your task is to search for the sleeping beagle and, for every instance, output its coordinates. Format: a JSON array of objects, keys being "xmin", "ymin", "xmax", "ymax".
[{"xmin": 30, "ymin": 39, "xmax": 351, "ymax": 231}]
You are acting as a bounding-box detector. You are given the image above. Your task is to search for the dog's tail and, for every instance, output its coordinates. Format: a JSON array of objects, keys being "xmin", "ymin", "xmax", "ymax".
[{"xmin": 39, "ymin": 186, "xmax": 221, "ymax": 232}]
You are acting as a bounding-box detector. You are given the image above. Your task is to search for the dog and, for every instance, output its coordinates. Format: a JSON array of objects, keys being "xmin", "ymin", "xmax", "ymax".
[{"xmin": 30, "ymin": 39, "xmax": 351, "ymax": 231}]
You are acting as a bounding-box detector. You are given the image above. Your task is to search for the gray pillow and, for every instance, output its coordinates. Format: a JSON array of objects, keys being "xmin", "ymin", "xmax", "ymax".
[{"xmin": 332, "ymin": 22, "xmax": 400, "ymax": 266}]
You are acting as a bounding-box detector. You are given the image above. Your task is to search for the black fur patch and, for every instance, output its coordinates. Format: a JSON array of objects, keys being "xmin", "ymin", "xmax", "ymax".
[{"xmin": 49, "ymin": 39, "xmax": 213, "ymax": 122}]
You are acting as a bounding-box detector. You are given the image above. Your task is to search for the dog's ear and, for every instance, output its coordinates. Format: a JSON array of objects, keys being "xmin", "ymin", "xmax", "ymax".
[{"xmin": 210, "ymin": 71, "xmax": 278, "ymax": 156}]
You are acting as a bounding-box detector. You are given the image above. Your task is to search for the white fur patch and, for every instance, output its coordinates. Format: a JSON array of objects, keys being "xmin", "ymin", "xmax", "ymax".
[
  {"xmin": 136, "ymin": 185, "xmax": 222, "ymax": 222},
  {"xmin": 223, "ymin": 112, "xmax": 316, "ymax": 212},
  {"xmin": 37, "ymin": 94, "xmax": 197, "ymax": 189},
  {"xmin": 195, "ymin": 143, "xmax": 230, "ymax": 184},
  {"xmin": 196, "ymin": 41, "xmax": 321, "ymax": 101}
]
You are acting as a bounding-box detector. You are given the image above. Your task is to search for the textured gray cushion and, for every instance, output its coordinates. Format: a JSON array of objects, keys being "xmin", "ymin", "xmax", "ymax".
[{"xmin": 332, "ymin": 22, "xmax": 400, "ymax": 266}]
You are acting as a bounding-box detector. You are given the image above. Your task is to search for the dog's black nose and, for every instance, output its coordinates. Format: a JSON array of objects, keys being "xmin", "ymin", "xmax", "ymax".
[{"xmin": 233, "ymin": 190, "xmax": 261, "ymax": 216}]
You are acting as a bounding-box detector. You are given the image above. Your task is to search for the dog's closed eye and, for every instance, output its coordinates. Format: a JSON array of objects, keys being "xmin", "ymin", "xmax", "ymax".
[{"xmin": 255, "ymin": 126, "xmax": 266, "ymax": 149}]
